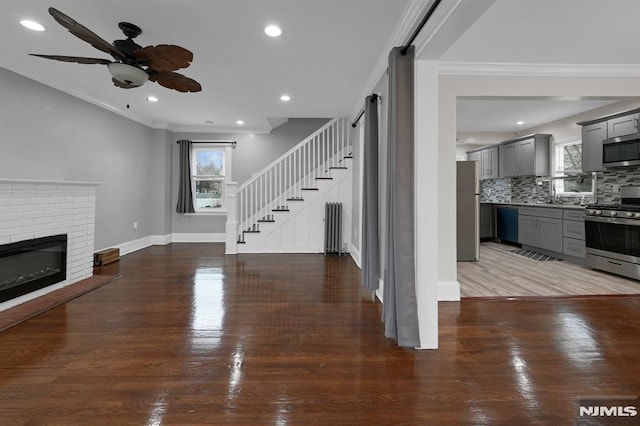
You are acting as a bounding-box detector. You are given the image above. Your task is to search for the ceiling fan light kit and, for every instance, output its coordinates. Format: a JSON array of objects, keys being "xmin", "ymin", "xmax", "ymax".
[
  {"xmin": 107, "ymin": 63, "xmax": 148, "ymax": 87},
  {"xmin": 29, "ymin": 7, "xmax": 202, "ymax": 93}
]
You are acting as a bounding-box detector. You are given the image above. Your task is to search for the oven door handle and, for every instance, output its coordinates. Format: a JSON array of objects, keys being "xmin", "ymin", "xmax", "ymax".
[{"xmin": 585, "ymin": 216, "xmax": 640, "ymax": 226}]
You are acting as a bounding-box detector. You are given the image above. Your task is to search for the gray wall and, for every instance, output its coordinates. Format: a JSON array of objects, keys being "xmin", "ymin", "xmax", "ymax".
[
  {"xmin": 1, "ymin": 67, "xmax": 331, "ymax": 243},
  {"xmin": 170, "ymin": 120, "xmax": 330, "ymax": 234},
  {"xmin": 0, "ymin": 67, "xmax": 165, "ymax": 250}
]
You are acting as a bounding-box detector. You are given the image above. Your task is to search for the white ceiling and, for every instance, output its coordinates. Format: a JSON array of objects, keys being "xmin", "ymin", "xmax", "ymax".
[
  {"xmin": 4, "ymin": 1, "xmax": 640, "ymax": 136},
  {"xmin": 1, "ymin": 0, "xmax": 409, "ymax": 133},
  {"xmin": 445, "ymin": 0, "xmax": 640, "ymax": 134},
  {"xmin": 457, "ymin": 99, "xmax": 619, "ymax": 133},
  {"xmin": 441, "ymin": 0, "xmax": 640, "ymax": 65}
]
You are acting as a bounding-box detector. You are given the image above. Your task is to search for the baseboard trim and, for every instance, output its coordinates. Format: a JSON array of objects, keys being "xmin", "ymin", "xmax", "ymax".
[
  {"xmin": 117, "ymin": 236, "xmax": 154, "ymax": 256},
  {"xmin": 349, "ymin": 244, "xmax": 362, "ymax": 269},
  {"xmin": 375, "ymin": 278, "xmax": 384, "ymax": 303},
  {"xmin": 171, "ymin": 233, "xmax": 226, "ymax": 243},
  {"xmin": 151, "ymin": 234, "xmax": 172, "ymax": 246},
  {"xmin": 438, "ymin": 281, "xmax": 461, "ymax": 301},
  {"xmin": 97, "ymin": 233, "xmax": 226, "ymax": 257}
]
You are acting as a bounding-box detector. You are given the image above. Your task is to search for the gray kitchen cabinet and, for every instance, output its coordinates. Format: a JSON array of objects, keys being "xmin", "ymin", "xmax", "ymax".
[
  {"xmin": 499, "ymin": 134, "xmax": 550, "ymax": 178},
  {"xmin": 466, "ymin": 145, "xmax": 499, "ymax": 180},
  {"xmin": 517, "ymin": 206, "xmax": 563, "ymax": 253},
  {"xmin": 518, "ymin": 214, "xmax": 538, "ymax": 246},
  {"xmin": 581, "ymin": 121, "xmax": 607, "ymax": 172},
  {"xmin": 579, "ymin": 108, "xmax": 640, "ymax": 172},
  {"xmin": 607, "ymin": 112, "xmax": 640, "ymax": 138},
  {"xmin": 501, "ymin": 143, "xmax": 518, "ymax": 177},
  {"xmin": 539, "ymin": 217, "xmax": 564, "ymax": 253},
  {"xmin": 562, "ymin": 209, "xmax": 585, "ymax": 259},
  {"xmin": 481, "ymin": 147, "xmax": 499, "ymax": 179},
  {"xmin": 480, "ymin": 203, "xmax": 494, "ymax": 240}
]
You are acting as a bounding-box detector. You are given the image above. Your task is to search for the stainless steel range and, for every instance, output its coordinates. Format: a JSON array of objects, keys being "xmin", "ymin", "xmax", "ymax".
[{"xmin": 585, "ymin": 186, "xmax": 640, "ymax": 280}]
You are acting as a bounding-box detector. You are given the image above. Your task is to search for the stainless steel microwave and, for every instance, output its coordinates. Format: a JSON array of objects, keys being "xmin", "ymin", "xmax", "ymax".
[{"xmin": 603, "ymin": 133, "xmax": 640, "ymax": 168}]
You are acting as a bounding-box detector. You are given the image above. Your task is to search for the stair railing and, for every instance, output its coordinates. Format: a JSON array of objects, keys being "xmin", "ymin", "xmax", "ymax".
[{"xmin": 225, "ymin": 117, "xmax": 350, "ymax": 253}]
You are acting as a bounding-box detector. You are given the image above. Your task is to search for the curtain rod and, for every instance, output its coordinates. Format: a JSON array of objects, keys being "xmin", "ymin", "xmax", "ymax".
[
  {"xmin": 401, "ymin": 0, "xmax": 443, "ymax": 55},
  {"xmin": 176, "ymin": 140, "xmax": 237, "ymax": 147},
  {"xmin": 351, "ymin": 94, "xmax": 380, "ymax": 128}
]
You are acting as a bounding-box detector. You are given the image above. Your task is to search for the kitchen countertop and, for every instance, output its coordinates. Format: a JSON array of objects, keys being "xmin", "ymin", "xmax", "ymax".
[{"xmin": 485, "ymin": 202, "xmax": 586, "ymax": 210}]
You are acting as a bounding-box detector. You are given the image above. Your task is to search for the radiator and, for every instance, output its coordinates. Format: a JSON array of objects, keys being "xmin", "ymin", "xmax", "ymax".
[{"xmin": 324, "ymin": 202, "xmax": 343, "ymax": 255}]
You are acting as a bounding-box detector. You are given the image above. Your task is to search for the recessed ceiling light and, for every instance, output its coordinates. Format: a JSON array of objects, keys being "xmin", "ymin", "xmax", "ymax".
[
  {"xmin": 516, "ymin": 121, "xmax": 525, "ymax": 126},
  {"xmin": 265, "ymin": 25, "xmax": 282, "ymax": 37},
  {"xmin": 236, "ymin": 120, "xmax": 245, "ymax": 125},
  {"xmin": 280, "ymin": 94, "xmax": 291, "ymax": 102},
  {"xmin": 20, "ymin": 19, "xmax": 45, "ymax": 32},
  {"xmin": 147, "ymin": 95, "xmax": 158, "ymax": 102}
]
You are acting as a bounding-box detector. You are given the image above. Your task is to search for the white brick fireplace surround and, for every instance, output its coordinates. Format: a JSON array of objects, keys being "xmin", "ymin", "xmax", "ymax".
[{"xmin": 0, "ymin": 179, "xmax": 99, "ymax": 311}]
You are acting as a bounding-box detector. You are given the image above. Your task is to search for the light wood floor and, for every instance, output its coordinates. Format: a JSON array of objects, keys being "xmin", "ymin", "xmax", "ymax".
[{"xmin": 458, "ymin": 242, "xmax": 640, "ymax": 298}]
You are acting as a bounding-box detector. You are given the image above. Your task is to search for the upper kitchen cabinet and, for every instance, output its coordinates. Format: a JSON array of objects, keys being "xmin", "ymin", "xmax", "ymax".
[
  {"xmin": 466, "ymin": 145, "xmax": 499, "ymax": 180},
  {"xmin": 481, "ymin": 147, "xmax": 499, "ymax": 179},
  {"xmin": 581, "ymin": 121, "xmax": 607, "ymax": 172},
  {"xmin": 607, "ymin": 112, "xmax": 640, "ymax": 138},
  {"xmin": 578, "ymin": 108, "xmax": 640, "ymax": 172},
  {"xmin": 499, "ymin": 134, "xmax": 550, "ymax": 178}
]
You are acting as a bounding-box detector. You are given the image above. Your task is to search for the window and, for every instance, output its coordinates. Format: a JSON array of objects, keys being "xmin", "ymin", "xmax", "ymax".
[
  {"xmin": 553, "ymin": 140, "xmax": 593, "ymax": 195},
  {"xmin": 191, "ymin": 144, "xmax": 232, "ymax": 213}
]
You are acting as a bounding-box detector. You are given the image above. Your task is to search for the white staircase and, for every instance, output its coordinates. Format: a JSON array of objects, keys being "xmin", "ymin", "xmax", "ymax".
[{"xmin": 225, "ymin": 118, "xmax": 352, "ymax": 254}]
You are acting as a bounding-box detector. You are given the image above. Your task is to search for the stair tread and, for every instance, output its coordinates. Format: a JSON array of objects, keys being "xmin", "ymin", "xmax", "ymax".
[
  {"xmin": 286, "ymin": 198, "xmax": 304, "ymax": 201},
  {"xmin": 257, "ymin": 219, "xmax": 275, "ymax": 222},
  {"xmin": 315, "ymin": 176, "xmax": 333, "ymax": 180},
  {"xmin": 330, "ymin": 166, "xmax": 348, "ymax": 169},
  {"xmin": 244, "ymin": 230, "xmax": 260, "ymax": 233},
  {"xmin": 301, "ymin": 188, "xmax": 319, "ymax": 191},
  {"xmin": 272, "ymin": 209, "xmax": 290, "ymax": 212}
]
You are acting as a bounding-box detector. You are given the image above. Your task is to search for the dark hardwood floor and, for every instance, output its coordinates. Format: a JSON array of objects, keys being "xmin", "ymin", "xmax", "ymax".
[{"xmin": 1, "ymin": 243, "xmax": 639, "ymax": 424}]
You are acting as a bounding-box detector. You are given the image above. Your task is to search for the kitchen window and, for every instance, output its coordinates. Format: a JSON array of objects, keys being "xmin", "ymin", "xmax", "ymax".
[
  {"xmin": 191, "ymin": 145, "xmax": 232, "ymax": 213},
  {"xmin": 553, "ymin": 139, "xmax": 593, "ymax": 195}
]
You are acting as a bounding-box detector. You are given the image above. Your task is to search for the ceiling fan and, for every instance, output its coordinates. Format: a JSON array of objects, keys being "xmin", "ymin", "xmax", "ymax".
[{"xmin": 30, "ymin": 7, "xmax": 202, "ymax": 93}]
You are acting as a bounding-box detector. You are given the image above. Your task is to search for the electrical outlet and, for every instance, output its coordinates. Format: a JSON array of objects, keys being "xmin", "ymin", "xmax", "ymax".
[{"xmin": 133, "ymin": 222, "xmax": 138, "ymax": 230}]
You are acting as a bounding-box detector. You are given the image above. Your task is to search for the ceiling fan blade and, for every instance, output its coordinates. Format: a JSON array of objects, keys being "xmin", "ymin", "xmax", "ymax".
[
  {"xmin": 134, "ymin": 45, "xmax": 193, "ymax": 72},
  {"xmin": 150, "ymin": 71, "xmax": 202, "ymax": 93},
  {"xmin": 48, "ymin": 7, "xmax": 125, "ymax": 61},
  {"xmin": 29, "ymin": 54, "xmax": 112, "ymax": 65}
]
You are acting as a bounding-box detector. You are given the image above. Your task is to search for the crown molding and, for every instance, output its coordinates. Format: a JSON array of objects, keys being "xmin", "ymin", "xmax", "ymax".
[{"xmin": 438, "ymin": 62, "xmax": 640, "ymax": 77}]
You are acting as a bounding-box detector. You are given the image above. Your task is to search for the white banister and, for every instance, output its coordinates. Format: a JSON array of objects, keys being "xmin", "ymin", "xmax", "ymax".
[{"xmin": 233, "ymin": 117, "xmax": 351, "ymax": 243}]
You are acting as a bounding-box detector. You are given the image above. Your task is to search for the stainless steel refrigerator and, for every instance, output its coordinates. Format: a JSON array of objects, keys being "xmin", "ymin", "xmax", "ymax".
[{"xmin": 456, "ymin": 161, "xmax": 480, "ymax": 261}]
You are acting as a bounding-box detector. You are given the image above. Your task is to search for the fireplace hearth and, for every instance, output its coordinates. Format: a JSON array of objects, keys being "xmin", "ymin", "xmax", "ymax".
[{"xmin": 0, "ymin": 235, "xmax": 67, "ymax": 303}]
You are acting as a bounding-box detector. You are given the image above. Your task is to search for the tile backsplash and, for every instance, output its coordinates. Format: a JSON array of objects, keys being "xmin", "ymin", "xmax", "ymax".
[
  {"xmin": 480, "ymin": 166, "xmax": 640, "ymax": 205},
  {"xmin": 595, "ymin": 165, "xmax": 640, "ymax": 204},
  {"xmin": 479, "ymin": 179, "xmax": 511, "ymax": 203}
]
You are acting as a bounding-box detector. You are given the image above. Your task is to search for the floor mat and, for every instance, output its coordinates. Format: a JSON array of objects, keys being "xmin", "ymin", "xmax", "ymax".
[{"xmin": 508, "ymin": 249, "xmax": 563, "ymax": 261}]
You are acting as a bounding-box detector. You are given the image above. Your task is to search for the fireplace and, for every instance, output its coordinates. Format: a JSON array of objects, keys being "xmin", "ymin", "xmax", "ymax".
[{"xmin": 0, "ymin": 235, "xmax": 67, "ymax": 303}]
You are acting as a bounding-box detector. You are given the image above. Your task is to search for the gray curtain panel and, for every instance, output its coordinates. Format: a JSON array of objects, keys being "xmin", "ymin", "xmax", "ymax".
[
  {"xmin": 383, "ymin": 46, "xmax": 420, "ymax": 348},
  {"xmin": 176, "ymin": 139, "xmax": 196, "ymax": 214},
  {"xmin": 362, "ymin": 94, "xmax": 380, "ymax": 291}
]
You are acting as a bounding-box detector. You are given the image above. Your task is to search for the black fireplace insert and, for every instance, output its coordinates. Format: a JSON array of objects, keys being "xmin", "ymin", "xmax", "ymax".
[{"xmin": 0, "ymin": 234, "xmax": 67, "ymax": 303}]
